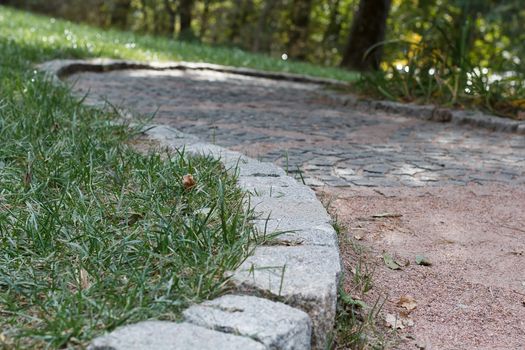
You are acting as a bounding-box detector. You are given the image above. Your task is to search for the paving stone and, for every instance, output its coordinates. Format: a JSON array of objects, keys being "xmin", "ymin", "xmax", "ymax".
[
  {"xmin": 362, "ymin": 164, "xmax": 392, "ymax": 174},
  {"xmin": 229, "ymin": 245, "xmax": 341, "ymax": 350},
  {"xmin": 65, "ymin": 66, "xmax": 525, "ymax": 189},
  {"xmin": 183, "ymin": 294, "xmax": 312, "ymax": 350},
  {"xmin": 350, "ymin": 178, "xmax": 379, "ymax": 187},
  {"xmin": 88, "ymin": 321, "xmax": 266, "ymax": 350}
]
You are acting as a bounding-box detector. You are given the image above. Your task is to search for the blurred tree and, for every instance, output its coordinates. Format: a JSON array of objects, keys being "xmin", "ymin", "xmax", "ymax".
[
  {"xmin": 287, "ymin": 0, "xmax": 313, "ymax": 59},
  {"xmin": 164, "ymin": 0, "xmax": 177, "ymax": 36},
  {"xmin": 228, "ymin": 0, "xmax": 253, "ymax": 43},
  {"xmin": 198, "ymin": 0, "xmax": 214, "ymax": 38},
  {"xmin": 109, "ymin": 0, "xmax": 132, "ymax": 29},
  {"xmin": 322, "ymin": 0, "xmax": 343, "ymax": 46},
  {"xmin": 179, "ymin": 0, "xmax": 194, "ymax": 39},
  {"xmin": 252, "ymin": 0, "xmax": 278, "ymax": 52},
  {"xmin": 3, "ymin": 0, "xmax": 523, "ymax": 76},
  {"xmin": 341, "ymin": 0, "xmax": 391, "ymax": 70}
]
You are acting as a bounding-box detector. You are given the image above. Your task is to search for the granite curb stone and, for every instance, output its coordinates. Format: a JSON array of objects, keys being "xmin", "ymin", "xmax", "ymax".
[
  {"xmin": 87, "ymin": 321, "xmax": 267, "ymax": 350},
  {"xmin": 229, "ymin": 245, "xmax": 341, "ymax": 349},
  {"xmin": 183, "ymin": 294, "xmax": 312, "ymax": 350},
  {"xmin": 37, "ymin": 58, "xmax": 345, "ymax": 87},
  {"xmin": 146, "ymin": 125, "xmax": 342, "ymax": 350}
]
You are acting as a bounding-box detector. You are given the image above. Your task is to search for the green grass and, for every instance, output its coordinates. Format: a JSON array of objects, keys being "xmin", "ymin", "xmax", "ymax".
[
  {"xmin": 0, "ymin": 5, "xmax": 264, "ymax": 349},
  {"xmin": 0, "ymin": 5, "xmax": 358, "ymax": 83}
]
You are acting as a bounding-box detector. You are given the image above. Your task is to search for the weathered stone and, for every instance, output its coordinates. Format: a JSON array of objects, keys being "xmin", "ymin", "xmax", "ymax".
[
  {"xmin": 236, "ymin": 159, "xmax": 287, "ymax": 177},
  {"xmin": 431, "ymin": 108, "xmax": 453, "ymax": 122},
  {"xmin": 229, "ymin": 245, "xmax": 341, "ymax": 350},
  {"xmin": 183, "ymin": 294, "xmax": 312, "ymax": 350},
  {"xmin": 145, "ymin": 124, "xmax": 200, "ymax": 148},
  {"xmin": 88, "ymin": 321, "xmax": 266, "ymax": 350},
  {"xmin": 250, "ymin": 198, "xmax": 331, "ymax": 226},
  {"xmin": 350, "ymin": 178, "xmax": 378, "ymax": 187},
  {"xmin": 252, "ymin": 220, "xmax": 338, "ymax": 247},
  {"xmin": 362, "ymin": 163, "xmax": 392, "ymax": 174},
  {"xmin": 238, "ymin": 176, "xmax": 318, "ymax": 202}
]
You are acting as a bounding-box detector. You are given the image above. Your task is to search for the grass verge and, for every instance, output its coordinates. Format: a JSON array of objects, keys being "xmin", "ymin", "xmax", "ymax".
[
  {"xmin": 0, "ymin": 5, "xmax": 358, "ymax": 83},
  {"xmin": 0, "ymin": 6, "xmax": 258, "ymax": 350}
]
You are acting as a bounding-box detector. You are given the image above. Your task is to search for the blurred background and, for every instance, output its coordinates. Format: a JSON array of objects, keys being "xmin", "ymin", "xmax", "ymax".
[
  {"xmin": 2, "ymin": 0, "xmax": 524, "ymax": 117},
  {"xmin": 2, "ymin": 0, "xmax": 522, "ymax": 69}
]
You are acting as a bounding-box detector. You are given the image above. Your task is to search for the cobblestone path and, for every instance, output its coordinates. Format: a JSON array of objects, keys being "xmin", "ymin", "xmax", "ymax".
[{"xmin": 67, "ymin": 69, "xmax": 525, "ymax": 189}]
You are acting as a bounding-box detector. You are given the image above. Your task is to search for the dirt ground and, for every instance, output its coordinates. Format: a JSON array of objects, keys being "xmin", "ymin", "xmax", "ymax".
[{"xmin": 319, "ymin": 184, "xmax": 525, "ymax": 350}]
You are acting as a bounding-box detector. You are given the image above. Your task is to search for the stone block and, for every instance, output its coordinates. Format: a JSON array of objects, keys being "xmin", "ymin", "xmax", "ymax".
[
  {"xmin": 88, "ymin": 321, "xmax": 266, "ymax": 350},
  {"xmin": 252, "ymin": 221, "xmax": 338, "ymax": 247},
  {"xmin": 238, "ymin": 176, "xmax": 318, "ymax": 202},
  {"xmin": 183, "ymin": 294, "xmax": 311, "ymax": 350},
  {"xmin": 229, "ymin": 246, "xmax": 341, "ymax": 350}
]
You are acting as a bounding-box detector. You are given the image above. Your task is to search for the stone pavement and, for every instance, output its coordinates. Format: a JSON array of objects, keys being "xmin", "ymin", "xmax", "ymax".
[{"xmin": 67, "ymin": 69, "xmax": 525, "ymax": 189}]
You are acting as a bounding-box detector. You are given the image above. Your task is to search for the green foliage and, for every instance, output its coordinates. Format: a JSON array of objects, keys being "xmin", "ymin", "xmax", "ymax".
[
  {"xmin": 0, "ymin": 5, "xmax": 358, "ymax": 82},
  {"xmin": 5, "ymin": 0, "xmax": 360, "ymax": 65},
  {"xmin": 357, "ymin": 0, "xmax": 525, "ymax": 119}
]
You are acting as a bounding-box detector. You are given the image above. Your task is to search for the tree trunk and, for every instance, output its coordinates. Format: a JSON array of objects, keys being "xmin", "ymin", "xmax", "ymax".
[
  {"xmin": 322, "ymin": 0, "xmax": 342, "ymax": 44},
  {"xmin": 179, "ymin": 0, "xmax": 194, "ymax": 40},
  {"xmin": 109, "ymin": 0, "xmax": 131, "ymax": 29},
  {"xmin": 228, "ymin": 0, "xmax": 253, "ymax": 44},
  {"xmin": 252, "ymin": 0, "xmax": 276, "ymax": 52},
  {"xmin": 287, "ymin": 0, "xmax": 313, "ymax": 60},
  {"xmin": 340, "ymin": 0, "xmax": 391, "ymax": 71},
  {"xmin": 164, "ymin": 0, "xmax": 176, "ymax": 37},
  {"xmin": 199, "ymin": 0, "xmax": 211, "ymax": 39}
]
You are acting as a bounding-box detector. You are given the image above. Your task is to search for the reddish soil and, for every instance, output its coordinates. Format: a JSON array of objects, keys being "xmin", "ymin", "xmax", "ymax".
[{"xmin": 319, "ymin": 184, "xmax": 525, "ymax": 350}]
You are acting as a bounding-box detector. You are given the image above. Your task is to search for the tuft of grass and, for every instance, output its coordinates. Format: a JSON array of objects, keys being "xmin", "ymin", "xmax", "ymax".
[
  {"xmin": 0, "ymin": 6, "xmax": 258, "ymax": 349},
  {"xmin": 354, "ymin": 15, "xmax": 525, "ymax": 120},
  {"xmin": 333, "ymin": 286, "xmax": 387, "ymax": 350},
  {"xmin": 0, "ymin": 5, "xmax": 358, "ymax": 83},
  {"xmin": 332, "ymin": 235, "xmax": 389, "ymax": 350},
  {"xmin": 320, "ymin": 198, "xmax": 390, "ymax": 350}
]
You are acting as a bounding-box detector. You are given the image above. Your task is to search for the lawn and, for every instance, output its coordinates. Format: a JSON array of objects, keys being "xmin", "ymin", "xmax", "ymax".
[
  {"xmin": 0, "ymin": 6, "xmax": 358, "ymax": 83},
  {"xmin": 0, "ymin": 5, "xmax": 272, "ymax": 349}
]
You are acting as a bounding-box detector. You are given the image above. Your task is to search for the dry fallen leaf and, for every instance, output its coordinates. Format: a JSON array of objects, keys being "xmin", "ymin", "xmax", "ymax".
[
  {"xmin": 182, "ymin": 174, "xmax": 196, "ymax": 190},
  {"xmin": 383, "ymin": 253, "xmax": 402, "ymax": 270},
  {"xmin": 398, "ymin": 295, "xmax": 418, "ymax": 311},
  {"xmin": 403, "ymin": 318, "xmax": 415, "ymax": 327},
  {"xmin": 373, "ymin": 212, "xmax": 402, "ymax": 218},
  {"xmin": 384, "ymin": 313, "xmax": 404, "ymax": 329},
  {"xmin": 80, "ymin": 268, "xmax": 91, "ymax": 290},
  {"xmin": 395, "ymin": 255, "xmax": 410, "ymax": 267},
  {"xmin": 385, "ymin": 313, "xmax": 415, "ymax": 329}
]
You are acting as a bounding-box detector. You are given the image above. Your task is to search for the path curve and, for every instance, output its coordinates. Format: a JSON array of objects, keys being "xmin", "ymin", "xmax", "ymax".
[{"xmin": 65, "ymin": 65, "xmax": 525, "ymax": 349}]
